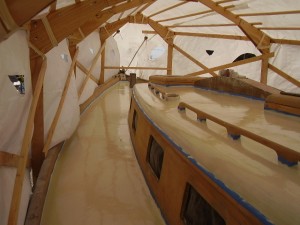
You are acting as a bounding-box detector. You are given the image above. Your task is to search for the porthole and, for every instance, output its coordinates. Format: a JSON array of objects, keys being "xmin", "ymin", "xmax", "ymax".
[
  {"xmin": 181, "ymin": 184, "xmax": 225, "ymax": 225},
  {"xmin": 147, "ymin": 136, "xmax": 164, "ymax": 179}
]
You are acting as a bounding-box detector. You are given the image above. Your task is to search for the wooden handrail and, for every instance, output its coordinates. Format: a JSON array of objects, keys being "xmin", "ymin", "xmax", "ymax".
[
  {"xmin": 148, "ymin": 83, "xmax": 180, "ymax": 101},
  {"xmin": 178, "ymin": 102, "xmax": 300, "ymax": 166}
]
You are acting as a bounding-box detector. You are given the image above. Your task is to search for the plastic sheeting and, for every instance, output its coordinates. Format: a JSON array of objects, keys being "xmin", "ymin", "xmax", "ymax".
[
  {"xmin": 44, "ymin": 39, "xmax": 80, "ymax": 149},
  {"xmin": 0, "ymin": 30, "xmax": 32, "ymax": 225}
]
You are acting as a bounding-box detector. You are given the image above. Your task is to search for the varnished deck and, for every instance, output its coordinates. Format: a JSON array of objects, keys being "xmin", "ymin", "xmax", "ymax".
[{"xmin": 41, "ymin": 82, "xmax": 166, "ymax": 225}]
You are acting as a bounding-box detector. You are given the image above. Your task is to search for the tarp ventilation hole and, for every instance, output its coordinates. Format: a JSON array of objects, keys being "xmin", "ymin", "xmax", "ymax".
[
  {"xmin": 8, "ymin": 75, "xmax": 25, "ymax": 94},
  {"xmin": 206, "ymin": 50, "xmax": 214, "ymax": 56}
]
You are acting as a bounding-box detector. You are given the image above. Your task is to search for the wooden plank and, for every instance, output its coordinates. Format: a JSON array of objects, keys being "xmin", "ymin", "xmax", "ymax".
[
  {"xmin": 173, "ymin": 44, "xmax": 218, "ymax": 77},
  {"xmin": 1, "ymin": 0, "xmax": 55, "ymax": 26},
  {"xmin": 167, "ymin": 42, "xmax": 173, "ymax": 75},
  {"xmin": 24, "ymin": 142, "xmax": 64, "ymax": 225},
  {"xmin": 174, "ymin": 31, "xmax": 249, "ymax": 41},
  {"xmin": 156, "ymin": 9, "xmax": 214, "ymax": 23},
  {"xmin": 29, "ymin": 0, "xmax": 127, "ymax": 54},
  {"xmin": 30, "ymin": 55, "xmax": 45, "ymax": 184},
  {"xmin": 237, "ymin": 10, "xmax": 300, "ymax": 17},
  {"xmin": 272, "ymin": 38, "xmax": 300, "ymax": 46},
  {"xmin": 268, "ymin": 64, "xmax": 300, "ymax": 88},
  {"xmin": 99, "ymin": 42, "xmax": 105, "ymax": 85},
  {"xmin": 148, "ymin": 18, "xmax": 175, "ymax": 44},
  {"xmin": 186, "ymin": 52, "xmax": 274, "ymax": 76},
  {"xmin": 43, "ymin": 48, "xmax": 79, "ymax": 156},
  {"xmin": 0, "ymin": 151, "xmax": 21, "ymax": 168},
  {"xmin": 78, "ymin": 0, "xmax": 151, "ymax": 45},
  {"xmin": 178, "ymin": 101, "xmax": 300, "ymax": 164},
  {"xmin": 168, "ymin": 22, "xmax": 262, "ymax": 28},
  {"xmin": 76, "ymin": 61, "xmax": 98, "ymax": 83},
  {"xmin": 148, "ymin": 2, "xmax": 187, "ymax": 18},
  {"xmin": 8, "ymin": 58, "xmax": 47, "ymax": 225},
  {"xmin": 78, "ymin": 42, "xmax": 105, "ymax": 97},
  {"xmin": 259, "ymin": 27, "xmax": 300, "ymax": 31},
  {"xmin": 104, "ymin": 66, "xmax": 169, "ymax": 70},
  {"xmin": 99, "ymin": 17, "xmax": 129, "ymax": 43},
  {"xmin": 197, "ymin": 0, "xmax": 271, "ymax": 54}
]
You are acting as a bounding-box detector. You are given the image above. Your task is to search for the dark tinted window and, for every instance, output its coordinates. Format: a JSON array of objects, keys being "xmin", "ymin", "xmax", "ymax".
[
  {"xmin": 147, "ymin": 136, "xmax": 164, "ymax": 179},
  {"xmin": 182, "ymin": 184, "xmax": 225, "ymax": 225}
]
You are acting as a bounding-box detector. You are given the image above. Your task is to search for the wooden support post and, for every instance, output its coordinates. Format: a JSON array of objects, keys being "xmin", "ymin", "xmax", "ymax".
[
  {"xmin": 30, "ymin": 55, "xmax": 45, "ymax": 183},
  {"xmin": 8, "ymin": 58, "xmax": 47, "ymax": 225},
  {"xmin": 167, "ymin": 42, "xmax": 173, "ymax": 75},
  {"xmin": 43, "ymin": 48, "xmax": 79, "ymax": 156},
  {"xmin": 99, "ymin": 40, "xmax": 106, "ymax": 85},
  {"xmin": 130, "ymin": 73, "xmax": 136, "ymax": 88}
]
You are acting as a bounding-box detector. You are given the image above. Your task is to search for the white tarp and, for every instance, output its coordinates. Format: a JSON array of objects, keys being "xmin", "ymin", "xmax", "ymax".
[
  {"xmin": 44, "ymin": 39, "xmax": 80, "ymax": 149},
  {"xmin": 0, "ymin": 30, "xmax": 32, "ymax": 225}
]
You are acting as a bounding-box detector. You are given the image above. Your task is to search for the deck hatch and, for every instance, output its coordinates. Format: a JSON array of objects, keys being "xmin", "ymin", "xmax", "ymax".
[
  {"xmin": 147, "ymin": 136, "xmax": 164, "ymax": 179},
  {"xmin": 181, "ymin": 184, "xmax": 225, "ymax": 225}
]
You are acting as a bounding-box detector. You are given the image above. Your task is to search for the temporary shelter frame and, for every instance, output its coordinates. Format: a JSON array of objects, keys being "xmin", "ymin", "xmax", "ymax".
[{"xmin": 0, "ymin": 0, "xmax": 300, "ymax": 225}]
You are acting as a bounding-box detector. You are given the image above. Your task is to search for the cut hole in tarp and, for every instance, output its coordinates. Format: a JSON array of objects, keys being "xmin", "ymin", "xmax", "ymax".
[
  {"xmin": 61, "ymin": 53, "xmax": 69, "ymax": 62},
  {"xmin": 206, "ymin": 50, "xmax": 214, "ymax": 56},
  {"xmin": 149, "ymin": 46, "xmax": 165, "ymax": 61},
  {"xmin": 8, "ymin": 75, "xmax": 25, "ymax": 94}
]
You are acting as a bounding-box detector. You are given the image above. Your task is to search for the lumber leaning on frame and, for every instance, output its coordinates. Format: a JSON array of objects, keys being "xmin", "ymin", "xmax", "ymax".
[
  {"xmin": 78, "ymin": 41, "xmax": 106, "ymax": 97},
  {"xmin": 8, "ymin": 58, "xmax": 47, "ymax": 225},
  {"xmin": 43, "ymin": 48, "xmax": 79, "ymax": 156}
]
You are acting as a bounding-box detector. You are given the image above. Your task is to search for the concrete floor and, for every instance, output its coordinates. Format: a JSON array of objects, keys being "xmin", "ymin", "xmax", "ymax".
[{"xmin": 41, "ymin": 82, "xmax": 166, "ymax": 225}]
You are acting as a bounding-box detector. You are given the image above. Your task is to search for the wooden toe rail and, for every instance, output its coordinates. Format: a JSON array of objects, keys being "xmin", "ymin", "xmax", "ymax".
[
  {"xmin": 148, "ymin": 83, "xmax": 180, "ymax": 100},
  {"xmin": 178, "ymin": 102, "xmax": 300, "ymax": 167}
]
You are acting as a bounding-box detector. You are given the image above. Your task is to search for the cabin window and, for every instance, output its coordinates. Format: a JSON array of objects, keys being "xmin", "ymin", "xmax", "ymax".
[
  {"xmin": 132, "ymin": 110, "xmax": 138, "ymax": 132},
  {"xmin": 147, "ymin": 136, "xmax": 164, "ymax": 179},
  {"xmin": 8, "ymin": 75, "xmax": 25, "ymax": 94},
  {"xmin": 181, "ymin": 184, "xmax": 225, "ymax": 225}
]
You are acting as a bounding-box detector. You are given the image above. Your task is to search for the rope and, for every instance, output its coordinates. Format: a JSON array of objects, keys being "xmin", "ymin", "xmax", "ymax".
[{"xmin": 126, "ymin": 36, "xmax": 148, "ymax": 72}]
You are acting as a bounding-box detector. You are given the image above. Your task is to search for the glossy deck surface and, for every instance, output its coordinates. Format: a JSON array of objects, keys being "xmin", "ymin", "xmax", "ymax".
[
  {"xmin": 133, "ymin": 83, "xmax": 300, "ymax": 225},
  {"xmin": 41, "ymin": 82, "xmax": 165, "ymax": 225}
]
